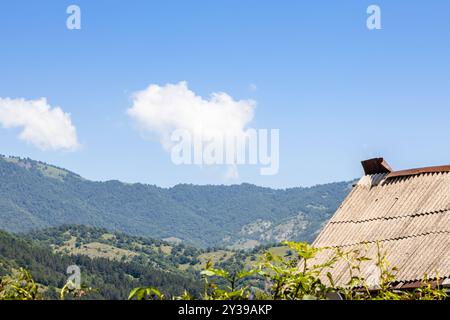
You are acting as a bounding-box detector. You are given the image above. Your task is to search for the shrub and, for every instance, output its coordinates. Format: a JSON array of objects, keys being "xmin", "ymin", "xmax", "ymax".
[{"xmin": 130, "ymin": 241, "xmax": 448, "ymax": 300}]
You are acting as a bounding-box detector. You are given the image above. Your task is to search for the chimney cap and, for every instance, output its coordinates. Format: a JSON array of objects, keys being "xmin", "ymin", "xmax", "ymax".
[{"xmin": 361, "ymin": 158, "xmax": 393, "ymax": 175}]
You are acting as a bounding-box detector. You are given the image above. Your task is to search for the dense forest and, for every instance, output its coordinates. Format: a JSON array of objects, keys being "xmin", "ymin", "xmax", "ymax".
[
  {"xmin": 0, "ymin": 225, "xmax": 286, "ymax": 300},
  {"xmin": 0, "ymin": 155, "xmax": 359, "ymax": 300},
  {"xmin": 0, "ymin": 155, "xmax": 353, "ymax": 247},
  {"xmin": 0, "ymin": 228, "xmax": 203, "ymax": 299},
  {"xmin": 2, "ymin": 230, "xmax": 447, "ymax": 300},
  {"xmin": 26, "ymin": 225, "xmax": 205, "ymax": 271}
]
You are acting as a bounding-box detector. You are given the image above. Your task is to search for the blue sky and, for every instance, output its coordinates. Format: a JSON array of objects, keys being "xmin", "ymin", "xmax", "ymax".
[{"xmin": 1, "ymin": 0, "xmax": 450, "ymax": 188}]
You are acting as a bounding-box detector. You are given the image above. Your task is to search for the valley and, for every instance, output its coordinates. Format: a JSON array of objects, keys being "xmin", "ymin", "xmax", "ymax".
[{"xmin": 0, "ymin": 154, "xmax": 354, "ymax": 299}]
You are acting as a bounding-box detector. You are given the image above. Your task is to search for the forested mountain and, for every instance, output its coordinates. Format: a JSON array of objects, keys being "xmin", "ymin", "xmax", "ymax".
[
  {"xmin": 26, "ymin": 225, "xmax": 204, "ymax": 271},
  {"xmin": 0, "ymin": 228, "xmax": 202, "ymax": 299},
  {"xmin": 24, "ymin": 225, "xmax": 283, "ymax": 274},
  {"xmin": 0, "ymin": 155, "xmax": 354, "ymax": 247},
  {"xmin": 1, "ymin": 225, "xmax": 277, "ymax": 299}
]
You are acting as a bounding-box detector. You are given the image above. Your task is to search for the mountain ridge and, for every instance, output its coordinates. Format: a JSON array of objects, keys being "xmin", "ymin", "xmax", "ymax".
[
  {"xmin": 0, "ymin": 153, "xmax": 349, "ymax": 190},
  {"xmin": 0, "ymin": 155, "xmax": 354, "ymax": 248}
]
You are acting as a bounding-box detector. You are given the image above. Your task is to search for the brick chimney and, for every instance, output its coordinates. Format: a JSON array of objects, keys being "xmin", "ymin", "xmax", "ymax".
[{"xmin": 361, "ymin": 158, "xmax": 393, "ymax": 175}]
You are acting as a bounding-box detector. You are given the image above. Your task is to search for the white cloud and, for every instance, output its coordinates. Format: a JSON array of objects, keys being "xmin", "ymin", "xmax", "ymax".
[
  {"xmin": 127, "ymin": 81, "xmax": 256, "ymax": 150},
  {"xmin": 127, "ymin": 82, "xmax": 257, "ymax": 178},
  {"xmin": 0, "ymin": 97, "xmax": 80, "ymax": 151}
]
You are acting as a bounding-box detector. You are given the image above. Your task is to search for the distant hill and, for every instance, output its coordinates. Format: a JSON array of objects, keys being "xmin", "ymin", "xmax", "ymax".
[
  {"xmin": 0, "ymin": 225, "xmax": 291, "ymax": 299},
  {"xmin": 0, "ymin": 155, "xmax": 354, "ymax": 248},
  {"xmin": 25, "ymin": 225, "xmax": 204, "ymax": 271},
  {"xmin": 0, "ymin": 227, "xmax": 202, "ymax": 299},
  {"xmin": 25, "ymin": 225, "xmax": 292, "ymax": 278},
  {"xmin": 24, "ymin": 225, "xmax": 283, "ymax": 274}
]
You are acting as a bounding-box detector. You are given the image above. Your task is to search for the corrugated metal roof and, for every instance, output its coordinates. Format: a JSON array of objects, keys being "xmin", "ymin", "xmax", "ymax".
[
  {"xmin": 313, "ymin": 233, "xmax": 450, "ymax": 285},
  {"xmin": 312, "ymin": 168, "xmax": 450, "ymax": 286}
]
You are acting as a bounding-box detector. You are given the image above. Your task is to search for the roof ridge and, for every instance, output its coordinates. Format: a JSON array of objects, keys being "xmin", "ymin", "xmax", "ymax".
[{"xmin": 386, "ymin": 165, "xmax": 450, "ymax": 179}]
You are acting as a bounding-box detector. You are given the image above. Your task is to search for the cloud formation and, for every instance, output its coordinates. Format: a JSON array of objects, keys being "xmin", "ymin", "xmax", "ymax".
[
  {"xmin": 127, "ymin": 82, "xmax": 257, "ymax": 179},
  {"xmin": 0, "ymin": 97, "xmax": 79, "ymax": 151},
  {"xmin": 127, "ymin": 81, "xmax": 256, "ymax": 149}
]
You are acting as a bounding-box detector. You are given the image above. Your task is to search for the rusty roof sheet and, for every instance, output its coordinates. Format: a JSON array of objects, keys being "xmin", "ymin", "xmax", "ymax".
[
  {"xmin": 387, "ymin": 165, "xmax": 450, "ymax": 179},
  {"xmin": 312, "ymin": 170, "xmax": 450, "ymax": 286}
]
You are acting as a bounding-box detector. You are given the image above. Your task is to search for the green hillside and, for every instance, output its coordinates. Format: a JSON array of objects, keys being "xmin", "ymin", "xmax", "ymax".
[
  {"xmin": 26, "ymin": 225, "xmax": 293, "ymax": 275},
  {"xmin": 26, "ymin": 225, "xmax": 204, "ymax": 272},
  {"xmin": 0, "ymin": 155, "xmax": 353, "ymax": 247},
  {"xmin": 0, "ymin": 228, "xmax": 202, "ymax": 299}
]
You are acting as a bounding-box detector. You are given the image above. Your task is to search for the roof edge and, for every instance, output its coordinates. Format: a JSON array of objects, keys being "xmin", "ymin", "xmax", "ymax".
[{"xmin": 386, "ymin": 165, "xmax": 450, "ymax": 179}]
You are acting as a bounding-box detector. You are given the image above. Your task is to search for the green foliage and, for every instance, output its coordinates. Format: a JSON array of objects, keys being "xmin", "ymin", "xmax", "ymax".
[
  {"xmin": 1, "ymin": 238, "xmax": 448, "ymax": 301},
  {"xmin": 199, "ymin": 260, "xmax": 257, "ymax": 300},
  {"xmin": 129, "ymin": 241, "xmax": 449, "ymax": 301},
  {"xmin": 255, "ymin": 242, "xmax": 337, "ymax": 300},
  {"xmin": 128, "ymin": 287, "xmax": 164, "ymax": 300},
  {"xmin": 26, "ymin": 225, "xmax": 203, "ymax": 271},
  {"xmin": 0, "ymin": 155, "xmax": 351, "ymax": 247},
  {"xmin": 411, "ymin": 275, "xmax": 448, "ymax": 300},
  {"xmin": 0, "ymin": 268, "xmax": 41, "ymax": 300},
  {"xmin": 0, "ymin": 229, "xmax": 202, "ymax": 300},
  {"xmin": 60, "ymin": 279, "xmax": 95, "ymax": 300}
]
